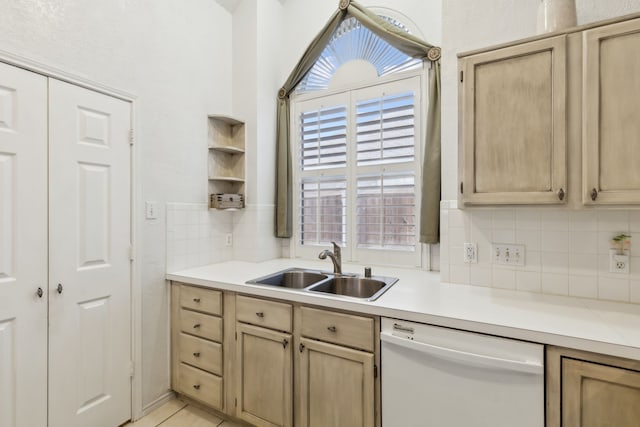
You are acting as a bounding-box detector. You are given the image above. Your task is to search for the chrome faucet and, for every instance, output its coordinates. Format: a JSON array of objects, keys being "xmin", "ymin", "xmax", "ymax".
[{"xmin": 318, "ymin": 241, "xmax": 342, "ymax": 275}]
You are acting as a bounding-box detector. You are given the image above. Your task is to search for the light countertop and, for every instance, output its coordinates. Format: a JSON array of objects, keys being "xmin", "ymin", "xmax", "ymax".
[{"xmin": 167, "ymin": 258, "xmax": 640, "ymax": 361}]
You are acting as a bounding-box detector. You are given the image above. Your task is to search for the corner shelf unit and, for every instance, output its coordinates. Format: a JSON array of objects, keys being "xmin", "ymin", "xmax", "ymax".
[{"xmin": 208, "ymin": 115, "xmax": 245, "ymax": 209}]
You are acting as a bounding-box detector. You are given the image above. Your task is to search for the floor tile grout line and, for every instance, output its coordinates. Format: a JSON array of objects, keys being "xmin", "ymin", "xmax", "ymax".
[{"xmin": 155, "ymin": 402, "xmax": 188, "ymax": 427}]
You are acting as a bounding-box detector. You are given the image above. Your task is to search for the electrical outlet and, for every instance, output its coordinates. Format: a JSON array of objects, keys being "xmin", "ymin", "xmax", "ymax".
[
  {"xmin": 464, "ymin": 243, "xmax": 477, "ymax": 263},
  {"xmin": 225, "ymin": 233, "xmax": 233, "ymax": 247},
  {"xmin": 609, "ymin": 249, "xmax": 629, "ymax": 274},
  {"xmin": 492, "ymin": 243, "xmax": 525, "ymax": 266}
]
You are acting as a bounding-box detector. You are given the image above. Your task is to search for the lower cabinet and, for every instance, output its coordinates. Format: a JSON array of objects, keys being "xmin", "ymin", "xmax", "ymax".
[
  {"xmin": 235, "ymin": 295, "xmax": 293, "ymax": 427},
  {"xmin": 546, "ymin": 346, "xmax": 640, "ymax": 427},
  {"xmin": 170, "ymin": 282, "xmax": 380, "ymax": 427},
  {"xmin": 298, "ymin": 338, "xmax": 374, "ymax": 427}
]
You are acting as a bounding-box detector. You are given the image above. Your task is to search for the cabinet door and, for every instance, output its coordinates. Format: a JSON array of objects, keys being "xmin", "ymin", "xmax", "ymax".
[
  {"xmin": 562, "ymin": 358, "xmax": 640, "ymax": 427},
  {"xmin": 236, "ymin": 323, "xmax": 292, "ymax": 427},
  {"xmin": 298, "ymin": 337, "xmax": 374, "ymax": 427},
  {"xmin": 583, "ymin": 18, "xmax": 640, "ymax": 204},
  {"xmin": 460, "ymin": 36, "xmax": 567, "ymax": 204},
  {"xmin": 0, "ymin": 60, "xmax": 48, "ymax": 427},
  {"xmin": 48, "ymin": 80, "xmax": 132, "ymax": 427}
]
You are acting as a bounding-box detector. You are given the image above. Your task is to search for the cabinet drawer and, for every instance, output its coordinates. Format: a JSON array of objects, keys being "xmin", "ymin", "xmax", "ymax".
[
  {"xmin": 178, "ymin": 333, "xmax": 222, "ymax": 375},
  {"xmin": 180, "ymin": 285, "xmax": 222, "ymax": 315},
  {"xmin": 179, "ymin": 309, "xmax": 223, "ymax": 342},
  {"xmin": 236, "ymin": 295, "xmax": 292, "ymax": 332},
  {"xmin": 177, "ymin": 363, "xmax": 223, "ymax": 410},
  {"xmin": 300, "ymin": 307, "xmax": 374, "ymax": 352}
]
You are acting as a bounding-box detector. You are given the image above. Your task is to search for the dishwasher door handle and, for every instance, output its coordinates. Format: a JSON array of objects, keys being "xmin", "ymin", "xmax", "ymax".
[{"xmin": 381, "ymin": 331, "xmax": 543, "ymax": 375}]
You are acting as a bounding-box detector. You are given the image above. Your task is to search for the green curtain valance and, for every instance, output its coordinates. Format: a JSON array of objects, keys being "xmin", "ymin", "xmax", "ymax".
[{"xmin": 275, "ymin": 0, "xmax": 441, "ymax": 244}]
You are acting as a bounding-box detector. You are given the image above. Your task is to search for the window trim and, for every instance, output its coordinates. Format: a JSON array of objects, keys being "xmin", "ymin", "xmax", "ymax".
[{"xmin": 289, "ymin": 69, "xmax": 427, "ymax": 268}]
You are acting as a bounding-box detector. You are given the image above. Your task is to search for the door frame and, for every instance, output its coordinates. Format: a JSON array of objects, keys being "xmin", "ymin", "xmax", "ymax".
[{"xmin": 0, "ymin": 48, "xmax": 144, "ymax": 422}]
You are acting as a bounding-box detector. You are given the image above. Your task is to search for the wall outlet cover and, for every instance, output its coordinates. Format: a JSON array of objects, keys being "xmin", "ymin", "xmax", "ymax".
[
  {"xmin": 609, "ymin": 249, "xmax": 629, "ymax": 274},
  {"xmin": 464, "ymin": 243, "xmax": 477, "ymax": 263}
]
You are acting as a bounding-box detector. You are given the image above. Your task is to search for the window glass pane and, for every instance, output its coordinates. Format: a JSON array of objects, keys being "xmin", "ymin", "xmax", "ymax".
[
  {"xmin": 356, "ymin": 92, "xmax": 415, "ymax": 166},
  {"xmin": 296, "ymin": 16, "xmax": 422, "ymax": 93},
  {"xmin": 299, "ymin": 105, "xmax": 347, "ymax": 170},
  {"xmin": 300, "ymin": 176, "xmax": 347, "ymax": 246},
  {"xmin": 356, "ymin": 172, "xmax": 415, "ymax": 251}
]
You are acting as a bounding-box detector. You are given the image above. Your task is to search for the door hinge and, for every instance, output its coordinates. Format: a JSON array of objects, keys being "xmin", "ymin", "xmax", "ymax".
[
  {"xmin": 460, "ymin": 182, "xmax": 464, "ymax": 194},
  {"xmin": 374, "ymin": 364, "xmax": 378, "ymax": 378},
  {"xmin": 460, "ymin": 70, "xmax": 464, "ymax": 83},
  {"xmin": 129, "ymin": 361, "xmax": 135, "ymax": 378},
  {"xmin": 129, "ymin": 129, "xmax": 134, "ymax": 145},
  {"xmin": 235, "ymin": 398, "xmax": 237, "ymax": 407},
  {"xmin": 235, "ymin": 331, "xmax": 237, "ymax": 341},
  {"xmin": 129, "ymin": 245, "xmax": 136, "ymax": 261}
]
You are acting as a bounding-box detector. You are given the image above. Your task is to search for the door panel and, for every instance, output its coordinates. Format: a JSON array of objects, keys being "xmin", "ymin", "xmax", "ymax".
[
  {"xmin": 0, "ymin": 61, "xmax": 48, "ymax": 427},
  {"xmin": 48, "ymin": 79, "xmax": 131, "ymax": 427}
]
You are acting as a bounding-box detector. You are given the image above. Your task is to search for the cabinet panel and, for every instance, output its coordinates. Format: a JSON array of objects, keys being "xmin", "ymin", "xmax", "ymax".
[
  {"xmin": 179, "ymin": 309, "xmax": 223, "ymax": 342},
  {"xmin": 177, "ymin": 363, "xmax": 223, "ymax": 410},
  {"xmin": 583, "ymin": 18, "xmax": 640, "ymax": 204},
  {"xmin": 180, "ymin": 285, "xmax": 222, "ymax": 315},
  {"xmin": 236, "ymin": 323, "xmax": 292, "ymax": 427},
  {"xmin": 236, "ymin": 295, "xmax": 292, "ymax": 333},
  {"xmin": 460, "ymin": 36, "xmax": 567, "ymax": 204},
  {"xmin": 562, "ymin": 358, "xmax": 640, "ymax": 427},
  {"xmin": 300, "ymin": 306, "xmax": 374, "ymax": 351},
  {"xmin": 178, "ymin": 333, "xmax": 223, "ymax": 376},
  {"xmin": 298, "ymin": 338, "xmax": 374, "ymax": 427}
]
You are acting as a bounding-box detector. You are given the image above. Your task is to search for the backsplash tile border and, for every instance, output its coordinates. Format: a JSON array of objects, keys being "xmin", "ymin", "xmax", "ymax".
[{"xmin": 441, "ymin": 200, "xmax": 638, "ymax": 304}]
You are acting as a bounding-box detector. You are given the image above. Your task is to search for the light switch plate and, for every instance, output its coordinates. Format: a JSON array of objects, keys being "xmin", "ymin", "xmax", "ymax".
[{"xmin": 145, "ymin": 201, "xmax": 158, "ymax": 219}]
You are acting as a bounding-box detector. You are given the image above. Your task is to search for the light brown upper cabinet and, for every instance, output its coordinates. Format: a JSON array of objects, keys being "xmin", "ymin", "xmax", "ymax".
[
  {"xmin": 459, "ymin": 36, "xmax": 567, "ymax": 205},
  {"xmin": 583, "ymin": 18, "xmax": 640, "ymax": 204}
]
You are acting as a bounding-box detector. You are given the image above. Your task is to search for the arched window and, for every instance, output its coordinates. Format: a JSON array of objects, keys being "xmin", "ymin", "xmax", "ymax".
[
  {"xmin": 291, "ymin": 14, "xmax": 426, "ymax": 267},
  {"xmin": 296, "ymin": 15, "xmax": 422, "ymax": 93}
]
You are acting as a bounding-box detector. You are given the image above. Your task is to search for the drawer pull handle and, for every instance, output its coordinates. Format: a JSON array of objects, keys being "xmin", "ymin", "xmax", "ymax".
[
  {"xmin": 193, "ymin": 352, "xmax": 200, "ymax": 358},
  {"xmin": 256, "ymin": 312, "xmax": 264, "ymax": 318},
  {"xmin": 193, "ymin": 324, "xmax": 201, "ymax": 329},
  {"xmin": 193, "ymin": 298, "xmax": 201, "ymax": 303},
  {"xmin": 327, "ymin": 326, "xmax": 337, "ymax": 333},
  {"xmin": 193, "ymin": 384, "xmax": 201, "ymax": 390}
]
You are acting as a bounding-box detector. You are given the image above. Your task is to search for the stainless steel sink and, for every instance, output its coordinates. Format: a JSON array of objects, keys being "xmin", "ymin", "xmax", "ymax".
[
  {"xmin": 307, "ymin": 275, "xmax": 398, "ymax": 301},
  {"xmin": 246, "ymin": 268, "xmax": 397, "ymax": 301},
  {"xmin": 245, "ymin": 268, "xmax": 329, "ymax": 289}
]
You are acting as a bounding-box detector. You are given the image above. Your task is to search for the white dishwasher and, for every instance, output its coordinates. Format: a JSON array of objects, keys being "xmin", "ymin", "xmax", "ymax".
[{"xmin": 381, "ymin": 318, "xmax": 544, "ymax": 427}]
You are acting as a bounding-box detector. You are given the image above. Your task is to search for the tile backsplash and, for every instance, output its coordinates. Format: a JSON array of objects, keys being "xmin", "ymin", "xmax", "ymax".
[
  {"xmin": 166, "ymin": 203, "xmax": 233, "ymax": 271},
  {"xmin": 440, "ymin": 201, "xmax": 640, "ymax": 304}
]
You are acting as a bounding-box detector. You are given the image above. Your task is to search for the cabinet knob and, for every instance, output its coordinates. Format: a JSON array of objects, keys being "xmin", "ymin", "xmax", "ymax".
[
  {"xmin": 299, "ymin": 343, "xmax": 305, "ymax": 353},
  {"xmin": 282, "ymin": 338, "xmax": 288, "ymax": 349},
  {"xmin": 327, "ymin": 326, "xmax": 337, "ymax": 333},
  {"xmin": 193, "ymin": 384, "xmax": 201, "ymax": 390},
  {"xmin": 193, "ymin": 324, "xmax": 201, "ymax": 329},
  {"xmin": 591, "ymin": 188, "xmax": 598, "ymax": 201},
  {"xmin": 36, "ymin": 287, "xmax": 43, "ymax": 298},
  {"xmin": 193, "ymin": 352, "xmax": 200, "ymax": 358},
  {"xmin": 256, "ymin": 312, "xmax": 264, "ymax": 318},
  {"xmin": 557, "ymin": 188, "xmax": 565, "ymax": 201},
  {"xmin": 193, "ymin": 297, "xmax": 201, "ymax": 303},
  {"xmin": 57, "ymin": 283, "xmax": 63, "ymax": 294}
]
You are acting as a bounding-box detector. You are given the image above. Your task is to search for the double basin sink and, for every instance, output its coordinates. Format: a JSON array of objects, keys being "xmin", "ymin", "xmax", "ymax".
[{"xmin": 245, "ymin": 268, "xmax": 398, "ymax": 302}]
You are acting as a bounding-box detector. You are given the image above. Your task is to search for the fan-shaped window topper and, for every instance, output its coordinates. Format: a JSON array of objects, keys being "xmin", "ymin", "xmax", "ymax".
[{"xmin": 296, "ymin": 16, "xmax": 423, "ymax": 93}]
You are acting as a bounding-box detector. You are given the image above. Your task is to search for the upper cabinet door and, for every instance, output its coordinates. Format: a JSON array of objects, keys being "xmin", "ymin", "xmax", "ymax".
[
  {"xmin": 459, "ymin": 36, "xmax": 567, "ymax": 205},
  {"xmin": 583, "ymin": 18, "xmax": 640, "ymax": 204}
]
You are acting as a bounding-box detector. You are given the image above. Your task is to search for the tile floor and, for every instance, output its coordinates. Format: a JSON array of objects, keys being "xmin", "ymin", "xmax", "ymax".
[{"xmin": 124, "ymin": 399, "xmax": 244, "ymax": 427}]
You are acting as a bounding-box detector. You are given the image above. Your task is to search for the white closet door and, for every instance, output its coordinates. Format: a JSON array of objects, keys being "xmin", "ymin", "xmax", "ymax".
[
  {"xmin": 0, "ymin": 62, "xmax": 48, "ymax": 427},
  {"xmin": 48, "ymin": 79, "xmax": 132, "ymax": 427}
]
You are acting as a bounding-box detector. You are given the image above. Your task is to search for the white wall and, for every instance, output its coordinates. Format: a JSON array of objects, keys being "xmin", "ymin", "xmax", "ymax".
[
  {"xmin": 440, "ymin": 0, "xmax": 640, "ymax": 303},
  {"xmin": 0, "ymin": 0, "xmax": 234, "ymax": 410}
]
